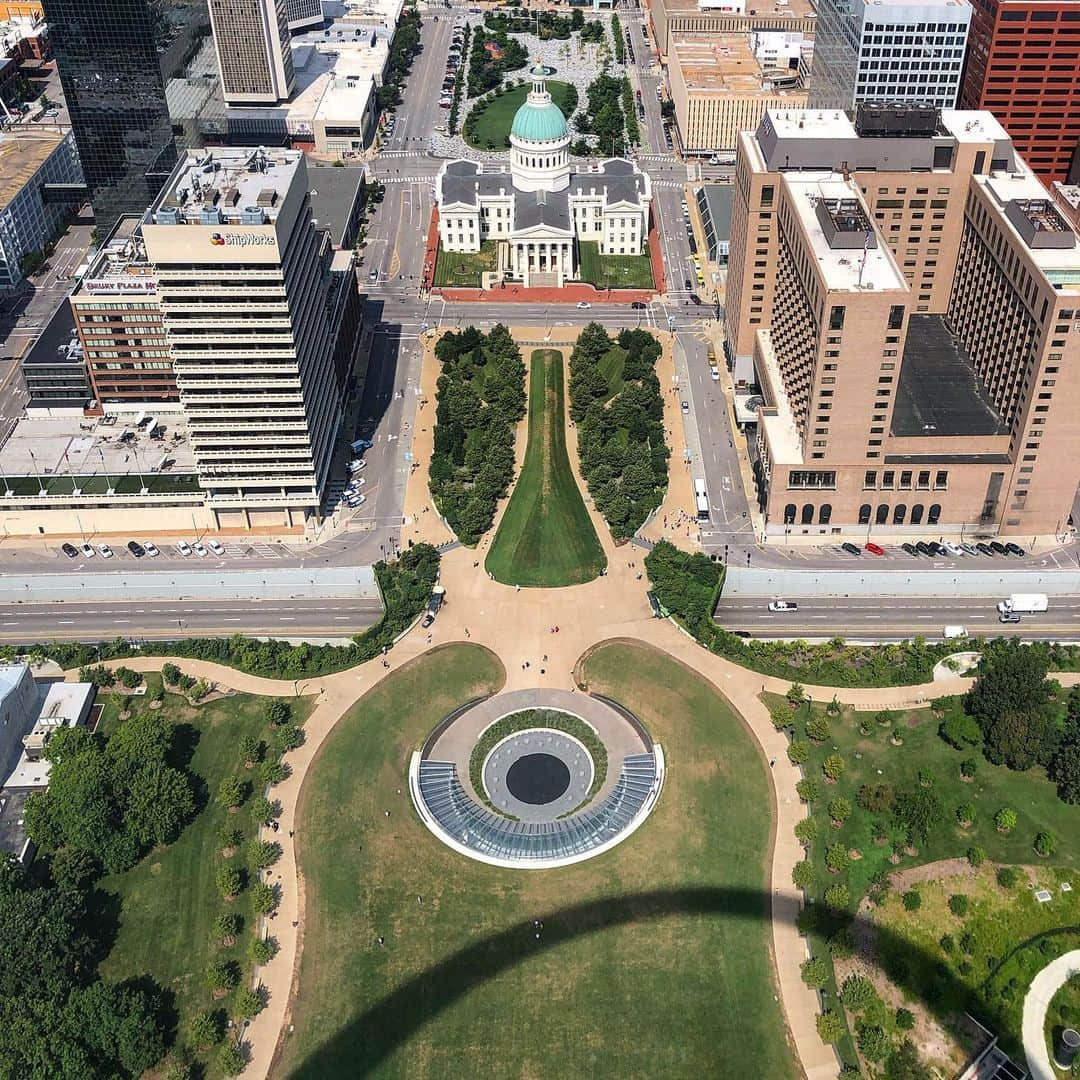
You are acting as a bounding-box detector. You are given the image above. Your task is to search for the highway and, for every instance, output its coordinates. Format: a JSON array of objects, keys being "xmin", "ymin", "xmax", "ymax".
[{"xmin": 0, "ymin": 597, "xmax": 383, "ymax": 642}]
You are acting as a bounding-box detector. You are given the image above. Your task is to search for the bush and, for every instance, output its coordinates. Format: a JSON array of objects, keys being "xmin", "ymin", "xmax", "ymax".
[
  {"xmin": 216, "ymin": 865, "xmax": 242, "ymax": 900},
  {"xmin": 796, "ymin": 778, "xmax": 821, "ymax": 803},
  {"xmin": 996, "ymin": 866, "xmax": 1020, "ymax": 888},
  {"xmin": 856, "ymin": 1022, "xmax": 890, "ymax": 1062},
  {"xmin": 205, "ymin": 957, "xmax": 239, "ymax": 992},
  {"xmin": 215, "ymin": 912, "xmax": 241, "ymax": 942},
  {"xmin": 892, "ymin": 788, "xmax": 944, "ymax": 846},
  {"xmin": 792, "ymin": 860, "xmax": 814, "ymax": 889},
  {"xmin": 787, "ymin": 740, "xmax": 810, "ymax": 766},
  {"xmin": 250, "ymin": 937, "xmax": 278, "ymax": 964},
  {"xmin": 857, "ymin": 783, "xmax": 894, "ymax": 813},
  {"xmin": 826, "ymin": 695, "xmax": 842, "ymax": 717},
  {"xmin": 948, "ymin": 894, "xmax": 969, "ymax": 917},
  {"xmin": 824, "ymin": 883, "xmax": 851, "ymax": 909},
  {"xmin": 955, "ymin": 802, "xmax": 975, "ymax": 826},
  {"xmin": 1034, "ymin": 830, "xmax": 1056, "ymax": 856},
  {"xmin": 218, "ymin": 824, "xmax": 243, "ymax": 851},
  {"xmin": 967, "ymin": 846, "xmax": 986, "ymax": 868},
  {"xmin": 794, "ymin": 817, "xmax": 819, "ymax": 844},
  {"xmin": 217, "ymin": 1043, "xmax": 246, "ymax": 1077},
  {"xmin": 796, "ymin": 906, "xmax": 822, "ymax": 936},
  {"xmin": 248, "ymin": 840, "xmax": 282, "ymax": 870},
  {"xmin": 271, "ymin": 724, "xmax": 304, "ymax": 754},
  {"xmin": 116, "ymin": 666, "xmax": 142, "ymax": 689},
  {"xmin": 816, "ymin": 1010, "xmax": 845, "ymax": 1044},
  {"xmin": 770, "ymin": 703, "xmax": 795, "ymax": 730},
  {"xmin": 806, "ymin": 716, "xmax": 832, "ymax": 743},
  {"xmin": 822, "ymin": 754, "xmax": 846, "ymax": 781},
  {"xmin": 251, "ymin": 797, "xmax": 279, "ymax": 826},
  {"xmin": 260, "ymin": 760, "xmax": 288, "ymax": 786},
  {"xmin": 218, "ymin": 776, "xmax": 246, "ymax": 811},
  {"xmin": 875, "ymin": 708, "xmax": 895, "ymax": 727},
  {"xmin": 801, "ymin": 956, "xmax": 830, "ymax": 988},
  {"xmin": 188, "ymin": 1009, "xmax": 223, "ymax": 1049},
  {"xmin": 825, "ymin": 843, "xmax": 849, "ymax": 873},
  {"xmin": 264, "ymin": 699, "xmax": 292, "ymax": 727},
  {"xmin": 828, "ymin": 796, "xmax": 852, "ymax": 825},
  {"xmin": 940, "ymin": 933, "xmax": 955, "ymax": 953},
  {"xmin": 233, "ymin": 987, "xmax": 263, "ymax": 1018},
  {"xmin": 902, "ymin": 890, "xmax": 922, "ymax": 912},
  {"xmin": 994, "ymin": 807, "xmax": 1017, "ymax": 833},
  {"xmin": 251, "ymin": 882, "xmax": 277, "ymax": 914},
  {"xmin": 787, "ymin": 682, "xmax": 806, "ymax": 706},
  {"xmin": 960, "ymin": 757, "xmax": 977, "ymax": 779},
  {"xmin": 841, "ymin": 974, "xmax": 876, "ymax": 1012},
  {"xmin": 939, "ymin": 711, "xmax": 982, "ymax": 749},
  {"xmin": 828, "ymin": 927, "xmax": 856, "ymax": 958},
  {"xmin": 161, "ymin": 662, "xmax": 180, "ymax": 685},
  {"xmin": 895, "ymin": 1007, "xmax": 915, "ymax": 1031},
  {"xmin": 239, "ymin": 734, "xmax": 262, "ymax": 766}
]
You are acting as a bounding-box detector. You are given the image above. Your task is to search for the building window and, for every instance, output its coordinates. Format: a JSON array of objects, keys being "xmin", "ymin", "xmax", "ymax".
[
  {"xmin": 801, "ymin": 504, "xmax": 814, "ymax": 525},
  {"xmin": 829, "ymin": 306, "xmax": 845, "ymax": 330},
  {"xmin": 875, "ymin": 504, "xmax": 889, "ymax": 525},
  {"xmin": 784, "ymin": 503, "xmax": 797, "ymax": 524},
  {"xmin": 819, "ymin": 504, "xmax": 832, "ymax": 525},
  {"xmin": 893, "ymin": 504, "xmax": 907, "ymax": 525},
  {"xmin": 864, "ymin": 470, "xmax": 876, "ymax": 488},
  {"xmin": 910, "ymin": 504, "xmax": 924, "ymax": 525},
  {"xmin": 858, "ymin": 504, "xmax": 871, "ymax": 525},
  {"xmin": 928, "ymin": 503, "xmax": 941, "ymax": 525}
]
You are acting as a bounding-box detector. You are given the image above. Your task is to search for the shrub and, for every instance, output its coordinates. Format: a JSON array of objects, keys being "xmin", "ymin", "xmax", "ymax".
[
  {"xmin": 891, "ymin": 726, "xmax": 904, "ymax": 743},
  {"xmin": 828, "ymin": 927, "xmax": 856, "ymax": 958},
  {"xmin": 205, "ymin": 957, "xmax": 239, "ymax": 992},
  {"xmin": 857, "ymin": 783, "xmax": 894, "ymax": 813},
  {"xmin": 792, "ymin": 861, "xmax": 814, "ymax": 889},
  {"xmin": 948, "ymin": 894, "xmax": 969, "ymax": 917},
  {"xmin": 217, "ymin": 1043, "xmax": 246, "ymax": 1077},
  {"xmin": 918, "ymin": 769, "xmax": 935, "ymax": 788},
  {"xmin": 822, "ymin": 754, "xmax": 846, "ymax": 781},
  {"xmin": 806, "ymin": 716, "xmax": 832, "ymax": 743},
  {"xmin": 248, "ymin": 840, "xmax": 282, "ymax": 869},
  {"xmin": 875, "ymin": 708, "xmax": 895, "ymax": 727},
  {"xmin": 188, "ymin": 1009, "xmax": 223, "ymax": 1049},
  {"xmin": 787, "ymin": 740, "xmax": 810, "ymax": 766},
  {"xmin": 216, "ymin": 865, "xmax": 242, "ymax": 900},
  {"xmin": 895, "ymin": 1007, "xmax": 915, "ymax": 1031},
  {"xmin": 215, "ymin": 912, "xmax": 241, "ymax": 942},
  {"xmin": 794, "ymin": 817, "xmax": 819, "ymax": 844},
  {"xmin": 816, "ymin": 1010, "xmax": 844, "ymax": 1044},
  {"xmin": 251, "ymin": 797, "xmax": 279, "ymax": 825},
  {"xmin": 940, "ymin": 711, "xmax": 982, "ymax": 749},
  {"xmin": 825, "ymin": 843, "xmax": 849, "ymax": 873},
  {"xmin": 856, "ymin": 1022, "xmax": 890, "ymax": 1063},
  {"xmin": 841, "ymin": 974, "xmax": 876, "ymax": 1012},
  {"xmin": 796, "ymin": 779, "xmax": 821, "ymax": 803},
  {"xmin": 940, "ymin": 933, "xmax": 955, "ymax": 953},
  {"xmin": 960, "ymin": 757, "xmax": 977, "ymax": 779},
  {"xmin": 828, "ymin": 796, "xmax": 852, "ymax": 825},
  {"xmin": 801, "ymin": 956, "xmax": 830, "ymax": 988},
  {"xmin": 251, "ymin": 881, "xmax": 276, "ymax": 914},
  {"xmin": 824, "ymin": 883, "xmax": 851, "ymax": 910},
  {"xmin": 787, "ymin": 682, "xmax": 806, "ymax": 706},
  {"xmin": 260, "ymin": 760, "xmax": 288, "ymax": 786},
  {"xmin": 826, "ymin": 695, "xmax": 842, "ymax": 717},
  {"xmin": 770, "ymin": 702, "xmax": 795, "ymax": 730},
  {"xmin": 233, "ymin": 987, "xmax": 263, "ymax": 1018},
  {"xmin": 796, "ymin": 906, "xmax": 822, "ymax": 935},
  {"xmin": 162, "ymin": 662, "xmax": 180, "ymax": 685},
  {"xmin": 1034, "ymin": 830, "xmax": 1056, "ymax": 856},
  {"xmin": 955, "ymin": 802, "xmax": 975, "ymax": 826},
  {"xmin": 959, "ymin": 931, "xmax": 976, "ymax": 954},
  {"xmin": 996, "ymin": 866, "xmax": 1020, "ymax": 888},
  {"xmin": 239, "ymin": 734, "xmax": 262, "ymax": 765},
  {"xmin": 250, "ymin": 937, "xmax": 278, "ymax": 965},
  {"xmin": 967, "ymin": 846, "xmax": 987, "ymax": 868},
  {"xmin": 902, "ymin": 890, "xmax": 922, "ymax": 911},
  {"xmin": 271, "ymin": 723, "xmax": 304, "ymax": 754},
  {"xmin": 218, "ymin": 824, "xmax": 243, "ymax": 851},
  {"xmin": 116, "ymin": 666, "xmax": 142, "ymax": 689},
  {"xmin": 218, "ymin": 776, "xmax": 246, "ymax": 811},
  {"xmin": 189, "ymin": 678, "xmax": 211, "ymax": 702},
  {"xmin": 994, "ymin": 807, "xmax": 1017, "ymax": 833},
  {"xmin": 264, "ymin": 699, "xmax": 292, "ymax": 727}
]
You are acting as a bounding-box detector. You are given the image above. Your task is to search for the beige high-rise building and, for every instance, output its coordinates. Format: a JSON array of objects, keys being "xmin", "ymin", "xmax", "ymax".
[
  {"xmin": 727, "ymin": 104, "xmax": 1080, "ymax": 540},
  {"xmin": 209, "ymin": 0, "xmax": 295, "ymax": 105}
]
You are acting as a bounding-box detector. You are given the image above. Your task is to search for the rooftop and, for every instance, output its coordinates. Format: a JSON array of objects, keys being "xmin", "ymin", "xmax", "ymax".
[
  {"xmin": 892, "ymin": 315, "xmax": 1009, "ymax": 438},
  {"xmin": 0, "ymin": 787, "xmax": 31, "ymax": 861},
  {"xmin": 153, "ymin": 148, "xmax": 303, "ymax": 225},
  {"xmin": 0, "ymin": 130, "xmax": 69, "ymax": 213},
  {"xmin": 658, "ymin": 0, "xmax": 817, "ymax": 19},
  {"xmin": 309, "ymin": 165, "xmax": 366, "ymax": 246},
  {"xmin": 754, "ymin": 329, "xmax": 803, "ymax": 465},
  {"xmin": 327, "ymin": 0, "xmax": 405, "ymax": 27},
  {"xmin": 670, "ymin": 31, "xmax": 805, "ymax": 95},
  {"xmin": 785, "ymin": 174, "xmax": 907, "ymax": 292},
  {"xmin": 72, "ymin": 216, "xmax": 156, "ymax": 297}
]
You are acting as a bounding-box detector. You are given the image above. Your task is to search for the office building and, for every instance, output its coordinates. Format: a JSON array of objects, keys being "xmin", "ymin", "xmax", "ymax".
[
  {"xmin": 667, "ymin": 31, "xmax": 808, "ymax": 156},
  {"xmin": 959, "ymin": 0, "xmax": 1080, "ymax": 184},
  {"xmin": 41, "ymin": 0, "xmax": 177, "ymax": 236},
  {"xmin": 286, "ymin": 0, "xmax": 322, "ymax": 30},
  {"xmin": 647, "ymin": 0, "xmax": 818, "ymax": 55},
  {"xmin": 209, "ymin": 0, "xmax": 295, "ymax": 105},
  {"xmin": 0, "ymin": 130, "xmax": 82, "ymax": 291},
  {"xmin": 69, "ymin": 216, "xmax": 177, "ymax": 406},
  {"xmin": 726, "ymin": 104, "xmax": 1080, "ymax": 539},
  {"xmin": 809, "ymin": 0, "xmax": 972, "ymax": 111},
  {"xmin": 141, "ymin": 147, "xmax": 345, "ymax": 528}
]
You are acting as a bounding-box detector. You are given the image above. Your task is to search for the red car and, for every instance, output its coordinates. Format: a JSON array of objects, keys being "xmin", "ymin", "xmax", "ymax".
[{"xmin": 864, "ymin": 542, "xmax": 885, "ymax": 556}]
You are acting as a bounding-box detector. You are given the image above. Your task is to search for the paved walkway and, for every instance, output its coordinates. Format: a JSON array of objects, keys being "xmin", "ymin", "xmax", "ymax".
[{"xmin": 1023, "ymin": 949, "xmax": 1080, "ymax": 1079}]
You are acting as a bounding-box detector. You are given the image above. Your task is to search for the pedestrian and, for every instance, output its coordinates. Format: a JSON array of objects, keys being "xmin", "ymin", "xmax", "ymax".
[
  {"xmin": 378, "ymin": 936, "xmax": 385, "ymax": 946},
  {"xmin": 384, "ymin": 809, "xmax": 390, "ymax": 819},
  {"xmin": 464, "ymin": 627, "xmax": 470, "ymax": 637},
  {"xmin": 515, "ymin": 583, "xmax": 520, "ymax": 592},
  {"xmin": 542, "ymin": 654, "xmax": 548, "ymax": 662},
  {"xmin": 769, "ymin": 759, "xmax": 776, "ymax": 768},
  {"xmin": 417, "ymin": 895, "xmax": 423, "ymax": 904},
  {"xmin": 289, "ymin": 830, "xmax": 294, "ymax": 838}
]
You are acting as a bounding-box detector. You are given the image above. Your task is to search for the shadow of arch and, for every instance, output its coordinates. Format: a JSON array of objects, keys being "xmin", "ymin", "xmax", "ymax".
[{"xmin": 281, "ymin": 883, "xmax": 1029, "ymax": 1079}]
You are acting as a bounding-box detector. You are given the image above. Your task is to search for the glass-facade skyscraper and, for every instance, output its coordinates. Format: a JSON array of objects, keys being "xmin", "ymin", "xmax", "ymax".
[{"xmin": 41, "ymin": 0, "xmax": 178, "ymax": 237}]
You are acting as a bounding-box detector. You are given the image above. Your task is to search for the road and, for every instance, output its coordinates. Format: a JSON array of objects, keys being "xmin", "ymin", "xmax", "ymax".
[
  {"xmin": 0, "ymin": 597, "xmax": 382, "ymax": 642},
  {"xmin": 715, "ymin": 594, "xmax": 1080, "ymax": 641}
]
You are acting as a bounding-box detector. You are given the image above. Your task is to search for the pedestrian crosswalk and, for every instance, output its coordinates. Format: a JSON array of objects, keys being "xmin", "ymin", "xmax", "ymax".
[{"xmin": 380, "ymin": 175, "xmax": 436, "ymax": 185}]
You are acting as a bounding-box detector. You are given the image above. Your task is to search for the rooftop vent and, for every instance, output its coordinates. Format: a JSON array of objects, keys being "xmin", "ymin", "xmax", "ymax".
[
  {"xmin": 154, "ymin": 206, "xmax": 181, "ymax": 225},
  {"xmin": 1005, "ymin": 198, "xmax": 1076, "ymax": 250},
  {"xmin": 815, "ymin": 197, "xmax": 877, "ymax": 250}
]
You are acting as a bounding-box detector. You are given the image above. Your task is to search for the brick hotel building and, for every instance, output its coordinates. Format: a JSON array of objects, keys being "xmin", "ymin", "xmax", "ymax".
[{"xmin": 726, "ymin": 104, "xmax": 1080, "ymax": 540}]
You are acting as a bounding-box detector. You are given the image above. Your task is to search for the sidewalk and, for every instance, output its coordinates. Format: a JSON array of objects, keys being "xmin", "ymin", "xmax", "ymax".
[{"xmin": 1022, "ymin": 949, "xmax": 1080, "ymax": 1080}]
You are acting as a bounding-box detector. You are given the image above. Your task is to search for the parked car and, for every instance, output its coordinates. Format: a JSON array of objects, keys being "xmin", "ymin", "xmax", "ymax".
[
  {"xmin": 98, "ymin": 544, "xmax": 114, "ymax": 559},
  {"xmin": 631, "ymin": 301, "xmax": 647, "ymax": 309},
  {"xmin": 348, "ymin": 459, "xmax": 367, "ymax": 472},
  {"xmin": 127, "ymin": 541, "xmax": 145, "ymax": 557},
  {"xmin": 710, "ymin": 368, "xmax": 720, "ymax": 381},
  {"xmin": 989, "ymin": 541, "xmax": 1009, "ymax": 555},
  {"xmin": 61, "ymin": 542, "xmax": 78, "ymax": 558},
  {"xmin": 864, "ymin": 542, "xmax": 885, "ymax": 556},
  {"xmin": 207, "ymin": 539, "xmax": 225, "ymax": 555},
  {"xmin": 975, "ymin": 542, "xmax": 994, "ymax": 556},
  {"xmin": 144, "ymin": 542, "xmax": 159, "ymax": 557},
  {"xmin": 901, "ymin": 542, "xmax": 919, "ymax": 557},
  {"xmin": 192, "ymin": 541, "xmax": 208, "ymax": 557},
  {"xmin": 927, "ymin": 542, "xmax": 945, "ymax": 556},
  {"xmin": 768, "ymin": 600, "xmax": 798, "ymax": 612},
  {"xmin": 1005, "ymin": 542, "xmax": 1026, "ymax": 556},
  {"xmin": 840, "ymin": 542, "xmax": 862, "ymax": 556},
  {"xmin": 681, "ymin": 400, "xmax": 690, "ymax": 414},
  {"xmin": 81, "ymin": 543, "xmax": 95, "ymax": 558},
  {"xmin": 941, "ymin": 541, "xmax": 965, "ymax": 556},
  {"xmin": 177, "ymin": 540, "xmax": 193, "ymax": 557}
]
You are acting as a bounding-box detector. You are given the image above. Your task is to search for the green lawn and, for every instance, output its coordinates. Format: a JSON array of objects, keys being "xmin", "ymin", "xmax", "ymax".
[
  {"xmin": 463, "ymin": 80, "xmax": 576, "ymax": 150},
  {"xmin": 98, "ymin": 675, "xmax": 310, "ymax": 1075},
  {"xmin": 433, "ymin": 240, "xmax": 499, "ymax": 287},
  {"xmin": 279, "ymin": 641, "xmax": 798, "ymax": 1079},
  {"xmin": 578, "ymin": 242, "xmax": 654, "ymax": 290},
  {"xmin": 486, "ymin": 349, "xmax": 605, "ymax": 587}
]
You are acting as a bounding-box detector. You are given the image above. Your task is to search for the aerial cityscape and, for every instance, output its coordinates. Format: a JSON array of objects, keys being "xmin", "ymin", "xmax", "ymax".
[{"xmin": 1, "ymin": 0, "xmax": 1080, "ymax": 1076}]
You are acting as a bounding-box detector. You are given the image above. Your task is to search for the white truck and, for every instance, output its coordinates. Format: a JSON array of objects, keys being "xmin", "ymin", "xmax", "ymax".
[{"xmin": 996, "ymin": 593, "xmax": 1048, "ymax": 616}]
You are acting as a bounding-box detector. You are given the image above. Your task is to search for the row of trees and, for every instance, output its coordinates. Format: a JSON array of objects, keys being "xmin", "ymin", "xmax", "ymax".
[
  {"xmin": 0, "ymin": 546, "xmax": 440, "ymax": 681},
  {"xmin": 570, "ymin": 72, "xmax": 630, "ymax": 158},
  {"xmin": 376, "ymin": 6, "xmax": 422, "ymax": 111},
  {"xmin": 610, "ymin": 12, "xmax": 626, "ymax": 64},
  {"xmin": 569, "ymin": 324, "xmax": 668, "ymax": 539},
  {"xmin": 484, "ymin": 7, "xmax": 586, "ymax": 39},
  {"xmin": 447, "ymin": 24, "xmax": 471, "ymax": 137},
  {"xmin": 430, "ymin": 325, "xmax": 526, "ymax": 545}
]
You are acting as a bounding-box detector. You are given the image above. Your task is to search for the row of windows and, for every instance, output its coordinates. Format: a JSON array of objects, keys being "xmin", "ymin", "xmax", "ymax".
[
  {"xmin": 859, "ymin": 503, "xmax": 942, "ymax": 526},
  {"xmin": 864, "ymin": 469, "xmax": 947, "ymax": 489}
]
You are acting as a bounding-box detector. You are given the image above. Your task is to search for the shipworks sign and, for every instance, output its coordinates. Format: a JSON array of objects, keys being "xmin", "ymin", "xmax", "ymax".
[
  {"xmin": 140, "ymin": 223, "xmax": 282, "ymax": 265},
  {"xmin": 210, "ymin": 232, "xmax": 276, "ymax": 248}
]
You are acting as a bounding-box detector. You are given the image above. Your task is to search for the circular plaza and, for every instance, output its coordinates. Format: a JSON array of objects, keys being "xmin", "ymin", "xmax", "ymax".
[{"xmin": 409, "ymin": 688, "xmax": 664, "ymax": 869}]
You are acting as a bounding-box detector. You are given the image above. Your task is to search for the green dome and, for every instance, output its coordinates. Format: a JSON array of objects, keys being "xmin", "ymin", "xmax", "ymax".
[{"xmin": 511, "ymin": 99, "xmax": 568, "ymax": 143}]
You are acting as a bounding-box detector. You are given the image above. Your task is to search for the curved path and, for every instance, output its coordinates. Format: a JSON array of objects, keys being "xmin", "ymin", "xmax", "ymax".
[
  {"xmin": 1023, "ymin": 949, "xmax": 1080, "ymax": 1080},
  {"xmin": 77, "ymin": 328, "xmax": 1080, "ymax": 1079}
]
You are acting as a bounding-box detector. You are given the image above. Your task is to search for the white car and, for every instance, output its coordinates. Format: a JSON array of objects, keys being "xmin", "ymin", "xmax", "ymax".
[
  {"xmin": 207, "ymin": 539, "xmax": 225, "ymax": 555},
  {"xmin": 81, "ymin": 543, "xmax": 95, "ymax": 558},
  {"xmin": 348, "ymin": 476, "xmax": 367, "ymax": 487},
  {"xmin": 710, "ymin": 368, "xmax": 720, "ymax": 381},
  {"xmin": 192, "ymin": 541, "xmax": 208, "ymax": 557},
  {"xmin": 97, "ymin": 544, "xmax": 114, "ymax": 559},
  {"xmin": 143, "ymin": 542, "xmax": 159, "ymax": 557},
  {"xmin": 348, "ymin": 459, "xmax": 367, "ymax": 472},
  {"xmin": 576, "ymin": 301, "xmax": 591, "ymax": 309},
  {"xmin": 177, "ymin": 540, "xmax": 193, "ymax": 557},
  {"xmin": 941, "ymin": 541, "xmax": 965, "ymax": 557},
  {"xmin": 768, "ymin": 600, "xmax": 798, "ymax": 612},
  {"xmin": 346, "ymin": 493, "xmax": 367, "ymax": 507},
  {"xmin": 681, "ymin": 401, "xmax": 690, "ymax": 414}
]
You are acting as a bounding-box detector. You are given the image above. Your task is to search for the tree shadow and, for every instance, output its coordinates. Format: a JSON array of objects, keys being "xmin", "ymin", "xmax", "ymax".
[{"xmin": 282, "ymin": 884, "xmax": 1030, "ymax": 1078}]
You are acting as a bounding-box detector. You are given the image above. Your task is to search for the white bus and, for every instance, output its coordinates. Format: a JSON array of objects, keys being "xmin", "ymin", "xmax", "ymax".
[{"xmin": 694, "ymin": 479, "xmax": 709, "ymax": 522}]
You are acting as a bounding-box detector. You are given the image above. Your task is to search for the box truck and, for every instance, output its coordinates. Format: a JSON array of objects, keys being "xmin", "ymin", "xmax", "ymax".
[{"xmin": 996, "ymin": 593, "xmax": 1048, "ymax": 616}]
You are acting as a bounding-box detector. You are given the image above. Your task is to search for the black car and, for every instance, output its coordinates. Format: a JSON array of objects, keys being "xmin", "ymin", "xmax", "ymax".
[
  {"xmin": 989, "ymin": 541, "xmax": 1009, "ymax": 555},
  {"xmin": 840, "ymin": 542, "xmax": 861, "ymax": 556},
  {"xmin": 927, "ymin": 542, "xmax": 945, "ymax": 556},
  {"xmin": 127, "ymin": 541, "xmax": 145, "ymax": 557},
  {"xmin": 631, "ymin": 301, "xmax": 647, "ymax": 309},
  {"xmin": 901, "ymin": 542, "xmax": 919, "ymax": 556},
  {"xmin": 913, "ymin": 541, "xmax": 930, "ymax": 556},
  {"xmin": 689, "ymin": 294, "xmax": 702, "ymax": 305},
  {"xmin": 1005, "ymin": 542, "xmax": 1026, "ymax": 556},
  {"xmin": 684, "ymin": 278, "xmax": 693, "ymax": 290},
  {"xmin": 61, "ymin": 542, "xmax": 79, "ymax": 558},
  {"xmin": 975, "ymin": 542, "xmax": 994, "ymax": 556}
]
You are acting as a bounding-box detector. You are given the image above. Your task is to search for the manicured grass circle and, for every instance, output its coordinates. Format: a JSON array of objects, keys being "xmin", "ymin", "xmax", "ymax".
[{"xmin": 463, "ymin": 80, "xmax": 576, "ymax": 151}]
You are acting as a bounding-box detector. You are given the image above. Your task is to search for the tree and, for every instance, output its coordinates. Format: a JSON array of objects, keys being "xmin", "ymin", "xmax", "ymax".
[
  {"xmin": 217, "ymin": 1042, "xmax": 247, "ymax": 1076},
  {"xmin": 205, "ymin": 958, "xmax": 240, "ymax": 993},
  {"xmin": 770, "ymin": 702, "xmax": 795, "ymax": 730},
  {"xmin": 796, "ymin": 779, "xmax": 820, "ymax": 803},
  {"xmin": 250, "ymin": 937, "xmax": 277, "ymax": 964},
  {"xmin": 188, "ymin": 1010, "xmax": 223, "ymax": 1050},
  {"xmin": 1049, "ymin": 739, "xmax": 1080, "ymax": 804},
  {"xmin": 824, "ymin": 883, "xmax": 850, "ymax": 909},
  {"xmin": 794, "ymin": 817, "xmax": 819, "ymax": 844},
  {"xmin": 271, "ymin": 724, "xmax": 304, "ymax": 754},
  {"xmin": 248, "ymin": 840, "xmax": 281, "ymax": 869},
  {"xmin": 994, "ymin": 807, "xmax": 1017, "ymax": 833},
  {"xmin": 940, "ymin": 711, "xmax": 981, "ymax": 750},
  {"xmin": 806, "ymin": 716, "xmax": 832, "ymax": 743},
  {"xmin": 828, "ymin": 797, "xmax": 852, "ymax": 826},
  {"xmin": 216, "ymin": 866, "xmax": 242, "ymax": 900},
  {"xmin": 239, "ymin": 734, "xmax": 262, "ymax": 766},
  {"xmin": 902, "ymin": 889, "xmax": 922, "ymax": 911},
  {"xmin": 816, "ymin": 1010, "xmax": 844, "ymax": 1043},
  {"xmin": 948, "ymin": 894, "xmax": 969, "ymax": 916},
  {"xmin": 841, "ymin": 975, "xmax": 876, "ymax": 1012},
  {"xmin": 215, "ymin": 912, "xmax": 241, "ymax": 944},
  {"xmin": 218, "ymin": 776, "xmax": 246, "ymax": 811},
  {"xmin": 792, "ymin": 861, "xmax": 814, "ymax": 889},
  {"xmin": 825, "ymin": 843, "xmax": 849, "ymax": 873},
  {"xmin": 857, "ymin": 783, "xmax": 894, "ymax": 813},
  {"xmin": 123, "ymin": 762, "xmax": 195, "ymax": 848},
  {"xmin": 1034, "ymin": 830, "xmax": 1056, "ymax": 856},
  {"xmin": 967, "ymin": 845, "xmax": 986, "ymax": 867},
  {"xmin": 801, "ymin": 956, "xmax": 829, "ymax": 988},
  {"xmin": 856, "ymin": 1022, "xmax": 890, "ymax": 1062},
  {"xmin": 787, "ymin": 682, "xmax": 806, "ymax": 706},
  {"xmin": 982, "ymin": 710, "xmax": 1056, "ymax": 771},
  {"xmin": 264, "ymin": 699, "xmax": 292, "ymax": 727},
  {"xmin": 997, "ymin": 866, "xmax": 1019, "ymax": 888},
  {"xmin": 787, "ymin": 740, "xmax": 810, "ymax": 765},
  {"xmin": 892, "ymin": 788, "xmax": 944, "ymax": 846},
  {"xmin": 955, "ymin": 803, "xmax": 975, "ymax": 826},
  {"xmin": 822, "ymin": 754, "xmax": 846, "ymax": 781},
  {"xmin": 233, "ymin": 987, "xmax": 263, "ymax": 1018},
  {"xmin": 251, "ymin": 882, "xmax": 277, "ymax": 914},
  {"xmin": 885, "ymin": 1039, "xmax": 923, "ymax": 1080}
]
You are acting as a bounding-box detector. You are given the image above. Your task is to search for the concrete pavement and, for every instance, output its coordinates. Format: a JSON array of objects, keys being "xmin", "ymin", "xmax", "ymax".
[{"xmin": 1022, "ymin": 949, "xmax": 1080, "ymax": 1079}]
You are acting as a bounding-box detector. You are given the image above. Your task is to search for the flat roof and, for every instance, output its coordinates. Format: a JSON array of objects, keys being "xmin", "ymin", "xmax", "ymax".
[
  {"xmin": 1, "ymin": 412, "xmax": 196, "ymax": 477},
  {"xmin": 72, "ymin": 216, "xmax": 156, "ymax": 296},
  {"xmin": 755, "ymin": 329, "xmax": 803, "ymax": 465},
  {"xmin": 784, "ymin": 173, "xmax": 907, "ymax": 292},
  {"xmin": 670, "ymin": 32, "xmax": 805, "ymax": 95},
  {"xmin": 0, "ymin": 787, "xmax": 31, "ymax": 861},
  {"xmin": 309, "ymin": 165, "xmax": 365, "ymax": 245},
  {"xmin": 892, "ymin": 314, "xmax": 1009, "ymax": 437},
  {"xmin": 699, "ymin": 183, "xmax": 733, "ymax": 237},
  {"xmin": 0, "ymin": 130, "xmax": 68, "ymax": 213},
  {"xmin": 658, "ymin": 0, "xmax": 817, "ymax": 18}
]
